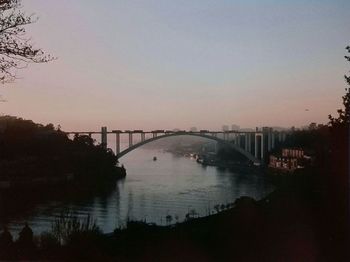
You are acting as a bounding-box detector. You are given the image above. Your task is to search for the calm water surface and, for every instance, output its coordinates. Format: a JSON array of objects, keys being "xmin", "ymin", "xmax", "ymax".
[{"xmin": 4, "ymin": 147, "xmax": 273, "ymax": 236}]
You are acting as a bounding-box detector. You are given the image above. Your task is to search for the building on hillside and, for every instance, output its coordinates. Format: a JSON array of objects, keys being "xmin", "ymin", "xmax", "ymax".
[
  {"xmin": 282, "ymin": 148, "xmax": 304, "ymax": 158},
  {"xmin": 269, "ymin": 148, "xmax": 309, "ymax": 172}
]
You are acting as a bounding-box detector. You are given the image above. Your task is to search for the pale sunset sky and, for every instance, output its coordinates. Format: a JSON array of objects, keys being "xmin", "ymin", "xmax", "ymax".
[{"xmin": 1, "ymin": 0, "xmax": 350, "ymax": 131}]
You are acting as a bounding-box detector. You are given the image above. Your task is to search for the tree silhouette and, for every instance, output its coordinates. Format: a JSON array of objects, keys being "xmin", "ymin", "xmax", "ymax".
[
  {"xmin": 329, "ymin": 46, "xmax": 350, "ymax": 126},
  {"xmin": 0, "ymin": 0, "xmax": 53, "ymax": 83},
  {"xmin": 327, "ymin": 45, "xmax": 350, "ymax": 240}
]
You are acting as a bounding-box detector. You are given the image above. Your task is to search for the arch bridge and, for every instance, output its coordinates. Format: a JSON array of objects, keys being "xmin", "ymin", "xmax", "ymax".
[{"xmin": 65, "ymin": 128, "xmax": 288, "ymax": 165}]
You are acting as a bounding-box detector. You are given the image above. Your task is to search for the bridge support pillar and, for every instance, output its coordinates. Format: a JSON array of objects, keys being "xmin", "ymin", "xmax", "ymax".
[
  {"xmin": 250, "ymin": 134, "xmax": 253, "ymax": 153},
  {"xmin": 141, "ymin": 133, "xmax": 145, "ymax": 142},
  {"xmin": 128, "ymin": 133, "xmax": 133, "ymax": 147},
  {"xmin": 282, "ymin": 132, "xmax": 286, "ymax": 142},
  {"xmin": 101, "ymin": 126, "xmax": 107, "ymax": 149},
  {"xmin": 254, "ymin": 133, "xmax": 265, "ymax": 160},
  {"xmin": 246, "ymin": 134, "xmax": 250, "ymax": 153},
  {"xmin": 115, "ymin": 133, "xmax": 120, "ymax": 154},
  {"xmin": 245, "ymin": 133, "xmax": 249, "ymax": 151},
  {"xmin": 88, "ymin": 133, "xmax": 92, "ymax": 138},
  {"xmin": 261, "ymin": 133, "xmax": 264, "ymax": 160},
  {"xmin": 254, "ymin": 134, "xmax": 258, "ymax": 159}
]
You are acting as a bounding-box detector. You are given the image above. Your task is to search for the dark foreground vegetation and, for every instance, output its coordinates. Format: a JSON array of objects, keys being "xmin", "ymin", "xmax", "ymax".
[{"xmin": 0, "ymin": 116, "xmax": 126, "ymax": 191}]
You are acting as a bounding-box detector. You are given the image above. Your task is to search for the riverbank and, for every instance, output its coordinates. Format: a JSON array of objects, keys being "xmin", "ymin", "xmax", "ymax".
[
  {"xmin": 199, "ymin": 159, "xmax": 263, "ymax": 174},
  {"xmin": 0, "ymin": 165, "xmax": 126, "ymax": 190},
  {"xmin": 0, "ymin": 165, "xmax": 126, "ymax": 221}
]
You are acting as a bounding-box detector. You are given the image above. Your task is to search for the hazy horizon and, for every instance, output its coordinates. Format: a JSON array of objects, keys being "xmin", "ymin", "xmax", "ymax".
[{"xmin": 1, "ymin": 0, "xmax": 349, "ymax": 131}]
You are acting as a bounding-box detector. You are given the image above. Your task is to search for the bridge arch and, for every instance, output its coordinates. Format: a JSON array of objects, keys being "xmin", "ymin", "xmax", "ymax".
[{"xmin": 116, "ymin": 133, "xmax": 258, "ymax": 163}]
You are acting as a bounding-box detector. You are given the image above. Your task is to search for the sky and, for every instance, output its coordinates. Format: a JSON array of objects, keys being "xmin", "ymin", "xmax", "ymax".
[{"xmin": 1, "ymin": 0, "xmax": 350, "ymax": 131}]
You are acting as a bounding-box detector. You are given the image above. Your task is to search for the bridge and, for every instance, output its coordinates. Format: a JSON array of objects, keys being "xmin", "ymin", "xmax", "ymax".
[{"xmin": 65, "ymin": 127, "xmax": 288, "ymax": 165}]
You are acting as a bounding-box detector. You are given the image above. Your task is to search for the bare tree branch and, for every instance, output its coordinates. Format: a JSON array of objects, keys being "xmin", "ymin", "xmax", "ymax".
[{"xmin": 0, "ymin": 0, "xmax": 53, "ymax": 83}]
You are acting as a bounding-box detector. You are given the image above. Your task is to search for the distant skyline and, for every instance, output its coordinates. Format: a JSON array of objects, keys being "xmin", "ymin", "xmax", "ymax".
[{"xmin": 1, "ymin": 0, "xmax": 350, "ymax": 131}]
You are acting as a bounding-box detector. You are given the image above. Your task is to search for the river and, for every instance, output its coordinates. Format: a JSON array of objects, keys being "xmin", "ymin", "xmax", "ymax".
[{"xmin": 1, "ymin": 143, "xmax": 273, "ymax": 237}]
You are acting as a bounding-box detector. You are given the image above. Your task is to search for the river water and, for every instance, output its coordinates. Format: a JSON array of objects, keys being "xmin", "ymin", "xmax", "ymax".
[{"xmin": 2, "ymin": 142, "xmax": 273, "ymax": 236}]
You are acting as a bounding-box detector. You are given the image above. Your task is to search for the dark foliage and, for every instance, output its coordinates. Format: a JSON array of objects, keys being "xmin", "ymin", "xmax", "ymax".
[
  {"xmin": 283, "ymin": 125, "xmax": 330, "ymax": 166},
  {"xmin": 0, "ymin": 116, "xmax": 122, "ymax": 184},
  {"xmin": 326, "ymin": 46, "xmax": 350, "ymax": 245}
]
